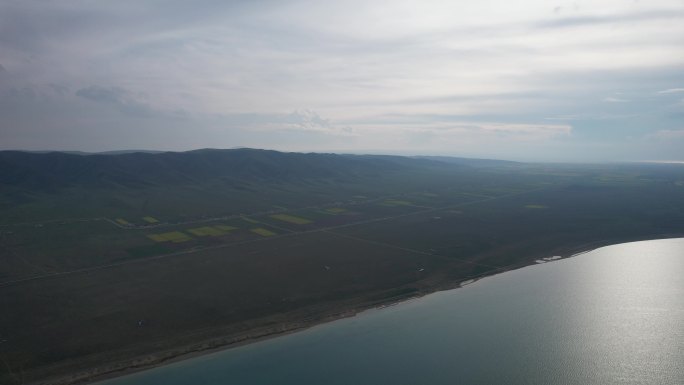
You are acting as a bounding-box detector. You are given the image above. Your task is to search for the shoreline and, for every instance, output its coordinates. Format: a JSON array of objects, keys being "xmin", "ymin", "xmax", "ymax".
[{"xmin": 32, "ymin": 233, "xmax": 684, "ymax": 385}]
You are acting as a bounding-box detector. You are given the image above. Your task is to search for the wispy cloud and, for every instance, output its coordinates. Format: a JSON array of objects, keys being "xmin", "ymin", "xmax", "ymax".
[
  {"xmin": 535, "ymin": 9, "xmax": 684, "ymax": 29},
  {"xmin": 603, "ymin": 97, "xmax": 629, "ymax": 103},
  {"xmin": 651, "ymin": 129, "xmax": 684, "ymax": 139},
  {"xmin": 657, "ymin": 88, "xmax": 684, "ymax": 94},
  {"xmin": 76, "ymin": 85, "xmax": 155, "ymax": 118},
  {"xmin": 544, "ymin": 113, "xmax": 640, "ymax": 121},
  {"xmin": 351, "ymin": 118, "xmax": 571, "ymax": 140},
  {"xmin": 452, "ymin": 122, "xmax": 572, "ymax": 138},
  {"xmin": 217, "ymin": 110, "xmax": 354, "ymax": 136},
  {"xmin": 1, "ymin": 0, "xmax": 683, "ymax": 161}
]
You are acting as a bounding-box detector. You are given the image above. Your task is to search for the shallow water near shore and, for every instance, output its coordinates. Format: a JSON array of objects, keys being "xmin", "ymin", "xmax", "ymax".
[{"xmin": 98, "ymin": 238, "xmax": 684, "ymax": 385}]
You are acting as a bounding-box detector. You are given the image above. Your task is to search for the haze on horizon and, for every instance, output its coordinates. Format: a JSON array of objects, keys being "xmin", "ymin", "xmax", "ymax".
[{"xmin": 1, "ymin": 0, "xmax": 683, "ymax": 162}]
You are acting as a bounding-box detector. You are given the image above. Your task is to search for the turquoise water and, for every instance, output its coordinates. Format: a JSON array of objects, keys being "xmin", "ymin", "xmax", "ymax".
[{"xmin": 99, "ymin": 238, "xmax": 684, "ymax": 385}]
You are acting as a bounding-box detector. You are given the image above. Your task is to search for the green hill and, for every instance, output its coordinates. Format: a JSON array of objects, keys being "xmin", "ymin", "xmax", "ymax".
[{"xmin": 0, "ymin": 148, "xmax": 449, "ymax": 191}]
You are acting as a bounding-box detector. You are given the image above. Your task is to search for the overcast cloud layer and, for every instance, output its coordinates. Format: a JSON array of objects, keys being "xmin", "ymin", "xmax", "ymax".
[{"xmin": 1, "ymin": 0, "xmax": 683, "ymax": 161}]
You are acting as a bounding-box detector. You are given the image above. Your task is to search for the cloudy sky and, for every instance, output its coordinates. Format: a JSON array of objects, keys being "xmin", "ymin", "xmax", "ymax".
[{"xmin": 1, "ymin": 0, "xmax": 683, "ymax": 161}]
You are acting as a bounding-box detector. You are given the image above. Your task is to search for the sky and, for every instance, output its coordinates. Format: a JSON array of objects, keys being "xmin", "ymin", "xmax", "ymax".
[{"xmin": 1, "ymin": 0, "xmax": 683, "ymax": 162}]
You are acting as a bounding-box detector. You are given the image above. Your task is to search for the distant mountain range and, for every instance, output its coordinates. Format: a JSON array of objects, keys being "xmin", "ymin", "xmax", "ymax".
[
  {"xmin": 414, "ymin": 155, "xmax": 518, "ymax": 167},
  {"xmin": 15, "ymin": 150, "xmax": 168, "ymax": 156},
  {"xmin": 1, "ymin": 148, "xmax": 496, "ymax": 191}
]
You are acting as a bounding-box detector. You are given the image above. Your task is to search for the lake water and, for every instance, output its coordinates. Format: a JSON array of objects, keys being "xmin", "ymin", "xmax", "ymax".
[{"xmin": 99, "ymin": 238, "xmax": 684, "ymax": 385}]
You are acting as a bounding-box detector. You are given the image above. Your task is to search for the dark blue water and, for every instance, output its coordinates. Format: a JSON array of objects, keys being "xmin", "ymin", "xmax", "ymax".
[{"xmin": 99, "ymin": 238, "xmax": 684, "ymax": 385}]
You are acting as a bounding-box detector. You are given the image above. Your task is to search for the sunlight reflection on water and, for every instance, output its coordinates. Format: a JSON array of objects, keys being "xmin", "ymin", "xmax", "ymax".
[{"xmin": 99, "ymin": 238, "xmax": 684, "ymax": 385}]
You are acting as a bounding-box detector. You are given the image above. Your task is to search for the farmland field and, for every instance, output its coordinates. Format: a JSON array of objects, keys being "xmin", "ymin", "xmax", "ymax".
[
  {"xmin": 270, "ymin": 214, "xmax": 313, "ymax": 225},
  {"xmin": 250, "ymin": 227, "xmax": 278, "ymax": 237},
  {"xmin": 1, "ymin": 149, "xmax": 683, "ymax": 385}
]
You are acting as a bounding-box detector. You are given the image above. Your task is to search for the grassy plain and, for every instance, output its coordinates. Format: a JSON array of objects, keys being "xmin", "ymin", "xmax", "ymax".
[{"xmin": 1, "ymin": 151, "xmax": 683, "ymax": 384}]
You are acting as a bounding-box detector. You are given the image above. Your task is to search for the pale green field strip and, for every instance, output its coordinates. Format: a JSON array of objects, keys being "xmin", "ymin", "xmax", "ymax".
[
  {"xmin": 270, "ymin": 214, "xmax": 313, "ymax": 224},
  {"xmin": 147, "ymin": 234, "xmax": 167, "ymax": 242},
  {"xmin": 251, "ymin": 228, "xmax": 276, "ymax": 237},
  {"xmin": 325, "ymin": 207, "xmax": 347, "ymax": 214},
  {"xmin": 187, "ymin": 225, "xmax": 236, "ymax": 237},
  {"xmin": 147, "ymin": 231, "xmax": 193, "ymax": 243},
  {"xmin": 115, "ymin": 218, "xmax": 131, "ymax": 225},
  {"xmin": 242, "ymin": 217, "xmax": 260, "ymax": 224},
  {"xmin": 142, "ymin": 216, "xmax": 159, "ymax": 223},
  {"xmin": 380, "ymin": 199, "xmax": 413, "ymax": 207}
]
